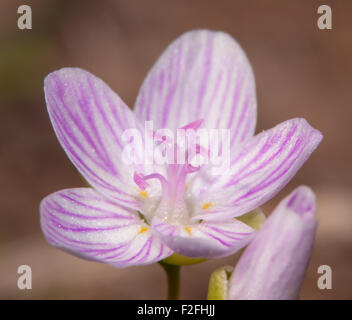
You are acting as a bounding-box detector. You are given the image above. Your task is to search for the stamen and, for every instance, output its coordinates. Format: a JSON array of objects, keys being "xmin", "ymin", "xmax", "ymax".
[
  {"xmin": 184, "ymin": 226, "xmax": 192, "ymax": 235},
  {"xmin": 202, "ymin": 202, "xmax": 214, "ymax": 210},
  {"xmin": 139, "ymin": 226, "xmax": 148, "ymax": 234},
  {"xmin": 133, "ymin": 119, "xmax": 208, "ymax": 225},
  {"xmin": 139, "ymin": 190, "xmax": 148, "ymax": 198}
]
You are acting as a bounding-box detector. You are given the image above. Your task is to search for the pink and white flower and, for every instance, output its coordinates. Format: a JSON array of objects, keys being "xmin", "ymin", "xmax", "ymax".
[{"xmin": 40, "ymin": 30, "xmax": 322, "ymax": 268}]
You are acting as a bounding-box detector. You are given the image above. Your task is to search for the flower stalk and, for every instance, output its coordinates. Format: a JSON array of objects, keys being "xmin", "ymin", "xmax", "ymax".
[{"xmin": 159, "ymin": 261, "xmax": 181, "ymax": 300}]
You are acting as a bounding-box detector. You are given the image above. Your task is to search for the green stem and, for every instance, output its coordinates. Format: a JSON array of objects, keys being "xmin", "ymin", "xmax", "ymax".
[{"xmin": 159, "ymin": 261, "xmax": 180, "ymax": 300}]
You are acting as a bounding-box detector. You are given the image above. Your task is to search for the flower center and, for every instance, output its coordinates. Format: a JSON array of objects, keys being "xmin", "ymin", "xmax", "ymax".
[{"xmin": 134, "ymin": 119, "xmax": 206, "ymax": 225}]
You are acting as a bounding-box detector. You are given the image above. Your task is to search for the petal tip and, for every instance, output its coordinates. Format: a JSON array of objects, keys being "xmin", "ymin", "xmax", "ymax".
[
  {"xmin": 298, "ymin": 117, "xmax": 323, "ymax": 144},
  {"xmin": 44, "ymin": 67, "xmax": 89, "ymax": 90},
  {"xmin": 286, "ymin": 185, "xmax": 316, "ymax": 217}
]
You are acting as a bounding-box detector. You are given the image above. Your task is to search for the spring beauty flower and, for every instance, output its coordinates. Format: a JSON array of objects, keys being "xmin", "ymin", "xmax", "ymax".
[
  {"xmin": 207, "ymin": 186, "xmax": 317, "ymax": 300},
  {"xmin": 40, "ymin": 30, "xmax": 322, "ymax": 268}
]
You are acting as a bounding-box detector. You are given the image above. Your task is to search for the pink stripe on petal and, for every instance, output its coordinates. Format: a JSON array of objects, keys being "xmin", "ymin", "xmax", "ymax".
[
  {"xmin": 228, "ymin": 186, "xmax": 317, "ymax": 300},
  {"xmin": 198, "ymin": 118, "xmax": 322, "ymax": 221},
  {"xmin": 40, "ymin": 188, "xmax": 172, "ymax": 268},
  {"xmin": 44, "ymin": 68, "xmax": 145, "ymax": 209},
  {"xmin": 134, "ymin": 30, "xmax": 257, "ymax": 143},
  {"xmin": 151, "ymin": 217, "xmax": 254, "ymax": 258}
]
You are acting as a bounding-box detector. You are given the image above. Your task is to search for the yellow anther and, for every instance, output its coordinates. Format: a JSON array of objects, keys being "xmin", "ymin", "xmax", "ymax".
[
  {"xmin": 139, "ymin": 190, "xmax": 148, "ymax": 198},
  {"xmin": 202, "ymin": 202, "xmax": 214, "ymax": 210},
  {"xmin": 139, "ymin": 226, "xmax": 148, "ymax": 234},
  {"xmin": 184, "ymin": 226, "xmax": 192, "ymax": 235}
]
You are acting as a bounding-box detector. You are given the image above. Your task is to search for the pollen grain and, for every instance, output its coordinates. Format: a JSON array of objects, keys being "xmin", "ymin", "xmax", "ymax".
[
  {"xmin": 202, "ymin": 202, "xmax": 214, "ymax": 210},
  {"xmin": 139, "ymin": 226, "xmax": 148, "ymax": 234},
  {"xmin": 139, "ymin": 190, "xmax": 148, "ymax": 198}
]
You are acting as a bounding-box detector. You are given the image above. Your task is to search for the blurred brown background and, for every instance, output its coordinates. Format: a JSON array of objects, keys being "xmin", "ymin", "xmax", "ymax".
[{"xmin": 0, "ymin": 0, "xmax": 351, "ymax": 299}]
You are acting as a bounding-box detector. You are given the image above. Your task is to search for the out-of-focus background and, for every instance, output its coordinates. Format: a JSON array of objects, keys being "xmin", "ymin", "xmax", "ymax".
[{"xmin": 0, "ymin": 0, "xmax": 351, "ymax": 299}]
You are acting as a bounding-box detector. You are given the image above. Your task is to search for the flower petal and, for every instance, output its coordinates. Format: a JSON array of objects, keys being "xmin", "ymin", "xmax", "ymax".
[
  {"xmin": 134, "ymin": 30, "xmax": 257, "ymax": 145},
  {"xmin": 193, "ymin": 118, "xmax": 322, "ymax": 221},
  {"xmin": 40, "ymin": 188, "xmax": 172, "ymax": 268},
  {"xmin": 44, "ymin": 68, "xmax": 146, "ymax": 209},
  {"xmin": 151, "ymin": 216, "xmax": 254, "ymax": 258},
  {"xmin": 228, "ymin": 186, "xmax": 317, "ymax": 300}
]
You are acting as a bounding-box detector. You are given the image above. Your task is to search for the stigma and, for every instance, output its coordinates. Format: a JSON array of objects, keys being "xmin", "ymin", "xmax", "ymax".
[{"xmin": 133, "ymin": 119, "xmax": 209, "ymax": 226}]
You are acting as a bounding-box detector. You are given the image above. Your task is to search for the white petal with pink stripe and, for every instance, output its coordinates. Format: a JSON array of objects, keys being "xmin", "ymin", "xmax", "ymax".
[
  {"xmin": 191, "ymin": 118, "xmax": 323, "ymax": 222},
  {"xmin": 44, "ymin": 68, "xmax": 160, "ymax": 210},
  {"xmin": 40, "ymin": 188, "xmax": 172, "ymax": 268},
  {"xmin": 134, "ymin": 30, "xmax": 257, "ymax": 147},
  {"xmin": 152, "ymin": 216, "xmax": 254, "ymax": 258}
]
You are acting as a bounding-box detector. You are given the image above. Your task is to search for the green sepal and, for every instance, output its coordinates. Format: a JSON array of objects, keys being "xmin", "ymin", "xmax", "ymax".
[
  {"xmin": 162, "ymin": 253, "xmax": 206, "ymax": 266},
  {"xmin": 207, "ymin": 266, "xmax": 234, "ymax": 300},
  {"xmin": 236, "ymin": 207, "xmax": 266, "ymax": 230}
]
